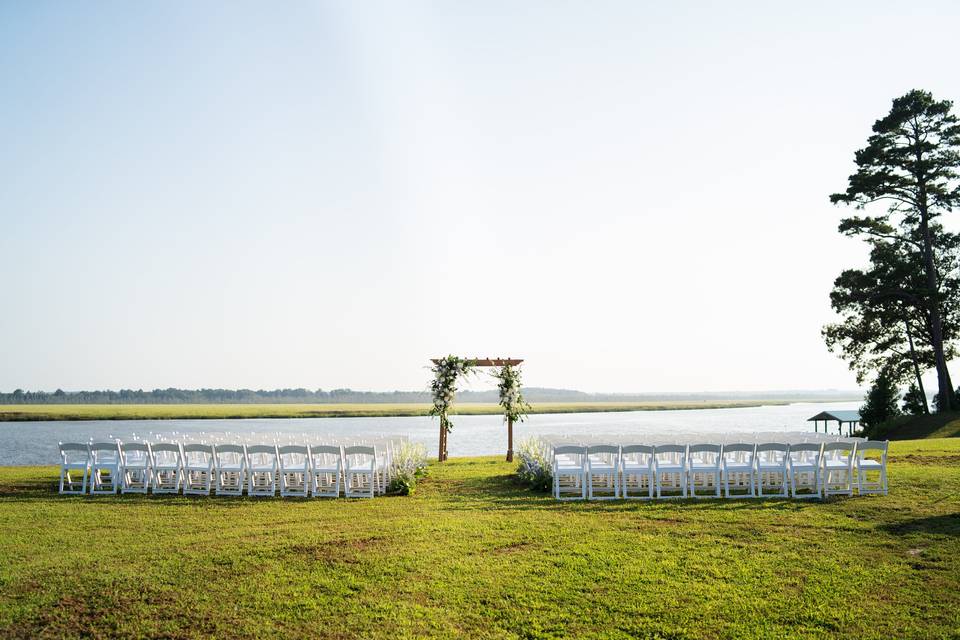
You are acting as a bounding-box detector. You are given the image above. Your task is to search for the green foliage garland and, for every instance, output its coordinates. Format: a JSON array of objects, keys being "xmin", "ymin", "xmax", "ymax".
[
  {"xmin": 429, "ymin": 355, "xmax": 474, "ymax": 431},
  {"xmin": 492, "ymin": 364, "xmax": 531, "ymax": 424}
]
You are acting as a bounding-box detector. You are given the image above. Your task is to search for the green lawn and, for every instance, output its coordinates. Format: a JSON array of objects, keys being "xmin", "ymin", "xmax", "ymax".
[
  {"xmin": 1, "ymin": 440, "xmax": 959, "ymax": 639},
  {"xmin": 0, "ymin": 400, "xmax": 807, "ymax": 421}
]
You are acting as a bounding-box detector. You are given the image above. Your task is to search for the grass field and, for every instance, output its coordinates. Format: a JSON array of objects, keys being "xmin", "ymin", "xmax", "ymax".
[
  {"xmin": 1, "ymin": 440, "xmax": 958, "ymax": 638},
  {"xmin": 0, "ymin": 400, "xmax": 809, "ymax": 422}
]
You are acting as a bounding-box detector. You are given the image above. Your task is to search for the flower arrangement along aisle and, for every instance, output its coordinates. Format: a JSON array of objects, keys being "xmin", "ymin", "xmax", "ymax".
[{"xmin": 429, "ymin": 355, "xmax": 475, "ymax": 461}]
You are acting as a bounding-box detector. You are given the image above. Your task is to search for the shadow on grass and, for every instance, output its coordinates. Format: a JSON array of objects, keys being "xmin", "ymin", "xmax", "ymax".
[
  {"xmin": 0, "ymin": 478, "xmax": 281, "ymax": 508},
  {"xmin": 437, "ymin": 472, "xmax": 833, "ymax": 513},
  {"xmin": 881, "ymin": 513, "xmax": 960, "ymax": 537}
]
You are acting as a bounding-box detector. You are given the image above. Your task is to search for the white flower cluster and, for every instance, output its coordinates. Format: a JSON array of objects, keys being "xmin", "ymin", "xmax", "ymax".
[
  {"xmin": 429, "ymin": 356, "xmax": 473, "ymax": 430},
  {"xmin": 495, "ymin": 364, "xmax": 530, "ymax": 424},
  {"xmin": 516, "ymin": 436, "xmax": 551, "ymax": 491}
]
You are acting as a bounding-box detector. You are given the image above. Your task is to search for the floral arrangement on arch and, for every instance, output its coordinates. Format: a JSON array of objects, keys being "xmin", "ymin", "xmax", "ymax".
[
  {"xmin": 429, "ymin": 355, "xmax": 475, "ymax": 431},
  {"xmin": 492, "ymin": 363, "xmax": 531, "ymax": 424}
]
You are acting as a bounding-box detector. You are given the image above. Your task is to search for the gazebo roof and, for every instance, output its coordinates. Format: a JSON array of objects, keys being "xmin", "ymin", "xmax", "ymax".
[{"xmin": 807, "ymin": 410, "xmax": 861, "ymax": 423}]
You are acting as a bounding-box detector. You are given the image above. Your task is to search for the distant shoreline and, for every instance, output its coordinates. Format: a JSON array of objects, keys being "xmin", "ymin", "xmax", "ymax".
[{"xmin": 0, "ymin": 399, "xmax": 859, "ymax": 422}]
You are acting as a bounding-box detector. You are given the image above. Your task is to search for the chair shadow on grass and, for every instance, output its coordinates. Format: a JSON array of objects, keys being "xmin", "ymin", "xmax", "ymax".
[
  {"xmin": 440, "ymin": 472, "xmax": 824, "ymax": 513},
  {"xmin": 0, "ymin": 478, "xmax": 271, "ymax": 508},
  {"xmin": 880, "ymin": 513, "xmax": 960, "ymax": 537}
]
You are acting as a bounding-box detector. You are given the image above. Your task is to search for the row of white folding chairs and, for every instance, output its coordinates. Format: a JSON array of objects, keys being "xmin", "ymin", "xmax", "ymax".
[
  {"xmin": 551, "ymin": 441, "xmax": 888, "ymax": 500},
  {"xmin": 58, "ymin": 441, "xmax": 391, "ymax": 498}
]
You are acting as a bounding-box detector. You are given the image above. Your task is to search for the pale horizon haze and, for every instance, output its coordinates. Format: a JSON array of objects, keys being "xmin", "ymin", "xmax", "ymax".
[{"xmin": 2, "ymin": 1, "xmax": 959, "ymax": 394}]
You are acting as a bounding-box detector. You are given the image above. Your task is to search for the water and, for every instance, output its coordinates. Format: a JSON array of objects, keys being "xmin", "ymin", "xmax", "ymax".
[{"xmin": 0, "ymin": 401, "xmax": 860, "ymax": 466}]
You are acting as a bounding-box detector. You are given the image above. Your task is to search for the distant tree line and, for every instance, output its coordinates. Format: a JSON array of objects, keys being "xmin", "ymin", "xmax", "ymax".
[{"xmin": 0, "ymin": 387, "xmax": 859, "ymax": 405}]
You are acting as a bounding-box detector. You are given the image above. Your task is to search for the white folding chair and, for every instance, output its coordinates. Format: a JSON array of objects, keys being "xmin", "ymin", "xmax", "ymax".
[
  {"xmin": 58, "ymin": 442, "xmax": 91, "ymax": 494},
  {"xmin": 374, "ymin": 443, "xmax": 391, "ymax": 495},
  {"xmin": 552, "ymin": 445, "xmax": 587, "ymax": 500},
  {"xmin": 755, "ymin": 443, "xmax": 789, "ymax": 498},
  {"xmin": 654, "ymin": 444, "xmax": 688, "ymax": 499},
  {"xmin": 343, "ymin": 445, "xmax": 376, "ymax": 498},
  {"xmin": 90, "ymin": 441, "xmax": 122, "ymax": 495},
  {"xmin": 823, "ymin": 441, "xmax": 856, "ymax": 497},
  {"xmin": 855, "ymin": 440, "xmax": 888, "ymax": 495},
  {"xmin": 586, "ymin": 445, "xmax": 620, "ymax": 500},
  {"xmin": 120, "ymin": 442, "xmax": 152, "ymax": 494},
  {"xmin": 182, "ymin": 443, "xmax": 215, "ymax": 495},
  {"xmin": 788, "ymin": 443, "xmax": 823, "ymax": 499},
  {"xmin": 278, "ymin": 444, "xmax": 310, "ymax": 497},
  {"xmin": 620, "ymin": 445, "xmax": 655, "ymax": 500},
  {"xmin": 688, "ymin": 444, "xmax": 722, "ymax": 498},
  {"xmin": 246, "ymin": 444, "xmax": 279, "ymax": 497},
  {"xmin": 214, "ymin": 444, "xmax": 247, "ymax": 496},
  {"xmin": 309, "ymin": 445, "xmax": 343, "ymax": 498},
  {"xmin": 722, "ymin": 443, "xmax": 756, "ymax": 498},
  {"xmin": 150, "ymin": 442, "xmax": 184, "ymax": 494}
]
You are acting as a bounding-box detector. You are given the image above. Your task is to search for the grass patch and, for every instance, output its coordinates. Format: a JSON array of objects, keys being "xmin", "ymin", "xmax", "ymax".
[
  {"xmin": 0, "ymin": 440, "xmax": 959, "ymax": 638},
  {"xmin": 877, "ymin": 411, "xmax": 960, "ymax": 440},
  {"xmin": 0, "ymin": 400, "xmax": 806, "ymax": 422}
]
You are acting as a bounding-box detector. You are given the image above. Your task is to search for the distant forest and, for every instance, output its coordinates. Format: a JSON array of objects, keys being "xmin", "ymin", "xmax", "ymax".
[{"xmin": 0, "ymin": 387, "xmax": 860, "ymax": 405}]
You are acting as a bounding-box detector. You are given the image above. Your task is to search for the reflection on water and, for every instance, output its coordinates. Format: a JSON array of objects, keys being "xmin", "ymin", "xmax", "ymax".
[{"xmin": 0, "ymin": 401, "xmax": 860, "ymax": 466}]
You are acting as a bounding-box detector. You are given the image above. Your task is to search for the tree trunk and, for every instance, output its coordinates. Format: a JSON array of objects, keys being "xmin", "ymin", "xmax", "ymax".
[
  {"xmin": 913, "ymin": 142, "xmax": 953, "ymax": 413},
  {"xmin": 918, "ymin": 203, "xmax": 953, "ymax": 412},
  {"xmin": 904, "ymin": 315, "xmax": 929, "ymax": 414}
]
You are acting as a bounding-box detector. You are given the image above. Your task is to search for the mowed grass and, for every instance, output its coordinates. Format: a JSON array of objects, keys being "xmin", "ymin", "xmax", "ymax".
[
  {"xmin": 0, "ymin": 400, "xmax": 802, "ymax": 422},
  {"xmin": 1, "ymin": 441, "xmax": 959, "ymax": 639}
]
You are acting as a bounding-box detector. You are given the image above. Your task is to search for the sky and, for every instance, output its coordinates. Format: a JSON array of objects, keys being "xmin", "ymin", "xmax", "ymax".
[{"xmin": 2, "ymin": 1, "xmax": 960, "ymax": 394}]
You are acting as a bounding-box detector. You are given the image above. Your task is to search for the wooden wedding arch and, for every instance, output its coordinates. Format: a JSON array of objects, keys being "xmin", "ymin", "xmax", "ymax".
[{"xmin": 431, "ymin": 357, "xmax": 523, "ymax": 463}]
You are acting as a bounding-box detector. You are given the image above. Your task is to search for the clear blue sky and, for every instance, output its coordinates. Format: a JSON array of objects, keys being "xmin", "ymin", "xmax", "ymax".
[{"xmin": 2, "ymin": 1, "xmax": 959, "ymax": 393}]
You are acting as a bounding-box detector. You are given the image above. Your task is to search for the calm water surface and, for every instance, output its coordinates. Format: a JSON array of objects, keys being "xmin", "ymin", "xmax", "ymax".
[{"xmin": 0, "ymin": 401, "xmax": 860, "ymax": 466}]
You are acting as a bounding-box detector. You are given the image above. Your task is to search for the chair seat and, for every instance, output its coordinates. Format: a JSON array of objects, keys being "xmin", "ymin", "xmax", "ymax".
[
  {"xmin": 790, "ymin": 463, "xmax": 819, "ymax": 471},
  {"xmin": 825, "ymin": 461, "xmax": 852, "ymax": 469},
  {"xmin": 62, "ymin": 462, "xmax": 89, "ymax": 470},
  {"xmin": 250, "ymin": 464, "xmax": 277, "ymax": 472},
  {"xmin": 622, "ymin": 463, "xmax": 653, "ymax": 472},
  {"xmin": 590, "ymin": 463, "xmax": 617, "ymax": 472},
  {"xmin": 858, "ymin": 460, "xmax": 883, "ymax": 468},
  {"xmin": 724, "ymin": 463, "xmax": 753, "ymax": 471},
  {"xmin": 312, "ymin": 465, "xmax": 339, "ymax": 473},
  {"xmin": 757, "ymin": 464, "xmax": 786, "ymax": 471},
  {"xmin": 657, "ymin": 464, "xmax": 685, "ymax": 472},
  {"xmin": 690, "ymin": 463, "xmax": 720, "ymax": 470},
  {"xmin": 217, "ymin": 463, "xmax": 244, "ymax": 471}
]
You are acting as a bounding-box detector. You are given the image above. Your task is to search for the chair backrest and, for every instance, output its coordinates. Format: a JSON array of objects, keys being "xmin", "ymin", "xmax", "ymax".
[
  {"xmin": 689, "ymin": 444, "xmax": 721, "ymax": 454},
  {"xmin": 59, "ymin": 442, "xmax": 90, "ymax": 464},
  {"xmin": 621, "ymin": 444, "xmax": 654, "ymax": 455},
  {"xmin": 553, "ymin": 445, "xmax": 586, "ymax": 456},
  {"xmin": 120, "ymin": 441, "xmax": 151, "ymax": 465},
  {"xmin": 90, "ymin": 441, "xmax": 121, "ymax": 462},
  {"xmin": 277, "ymin": 444, "xmax": 308, "ymax": 456},
  {"xmin": 654, "ymin": 444, "xmax": 686, "ymax": 459},
  {"xmin": 722, "ymin": 443, "xmax": 755, "ymax": 460},
  {"xmin": 788, "ymin": 442, "xmax": 822, "ymax": 462},
  {"xmin": 214, "ymin": 443, "xmax": 245, "ymax": 456},
  {"xmin": 309, "ymin": 444, "xmax": 341, "ymax": 457},
  {"xmin": 344, "ymin": 445, "xmax": 375, "ymax": 457},
  {"xmin": 755, "ymin": 443, "xmax": 788, "ymax": 466},
  {"xmin": 823, "ymin": 441, "xmax": 856, "ymax": 463},
  {"xmin": 688, "ymin": 443, "xmax": 721, "ymax": 465},
  {"xmin": 856, "ymin": 440, "xmax": 888, "ymax": 459},
  {"xmin": 587, "ymin": 444, "xmax": 619, "ymax": 455}
]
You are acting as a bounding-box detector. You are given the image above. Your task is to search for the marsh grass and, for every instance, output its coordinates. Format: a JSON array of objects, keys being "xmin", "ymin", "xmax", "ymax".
[
  {"xmin": 0, "ymin": 440, "xmax": 958, "ymax": 638},
  {"xmin": 0, "ymin": 400, "xmax": 807, "ymax": 422}
]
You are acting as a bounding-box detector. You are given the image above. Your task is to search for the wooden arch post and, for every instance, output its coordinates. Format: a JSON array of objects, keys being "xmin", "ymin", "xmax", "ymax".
[{"xmin": 431, "ymin": 357, "xmax": 523, "ymax": 463}]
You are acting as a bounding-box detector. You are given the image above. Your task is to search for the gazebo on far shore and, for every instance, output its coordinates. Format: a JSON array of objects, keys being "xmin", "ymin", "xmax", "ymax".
[{"xmin": 808, "ymin": 410, "xmax": 861, "ymax": 436}]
